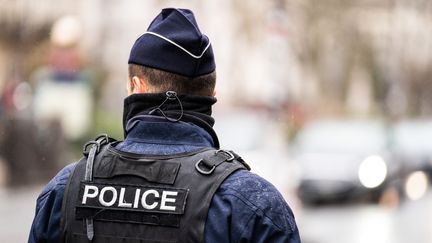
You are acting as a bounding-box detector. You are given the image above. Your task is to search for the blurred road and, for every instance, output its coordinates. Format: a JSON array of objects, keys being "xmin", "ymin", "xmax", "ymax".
[
  {"xmin": 2, "ymin": 186, "xmax": 432, "ymax": 242},
  {"xmin": 0, "ymin": 186, "xmax": 42, "ymax": 242},
  {"xmin": 298, "ymin": 192, "xmax": 432, "ymax": 243}
]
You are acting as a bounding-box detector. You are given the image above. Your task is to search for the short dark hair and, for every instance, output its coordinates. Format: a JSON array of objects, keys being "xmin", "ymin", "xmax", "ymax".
[{"xmin": 128, "ymin": 64, "xmax": 216, "ymax": 96}]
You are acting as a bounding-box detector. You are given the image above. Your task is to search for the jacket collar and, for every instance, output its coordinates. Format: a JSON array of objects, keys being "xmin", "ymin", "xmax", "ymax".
[{"xmin": 122, "ymin": 93, "xmax": 219, "ymax": 148}]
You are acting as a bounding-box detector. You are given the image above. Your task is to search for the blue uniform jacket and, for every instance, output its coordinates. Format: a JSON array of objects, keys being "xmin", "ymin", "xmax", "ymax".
[{"xmin": 29, "ymin": 118, "xmax": 301, "ymax": 243}]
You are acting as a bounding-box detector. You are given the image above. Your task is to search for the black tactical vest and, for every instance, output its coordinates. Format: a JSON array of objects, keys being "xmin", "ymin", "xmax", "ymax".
[{"xmin": 61, "ymin": 136, "xmax": 250, "ymax": 243}]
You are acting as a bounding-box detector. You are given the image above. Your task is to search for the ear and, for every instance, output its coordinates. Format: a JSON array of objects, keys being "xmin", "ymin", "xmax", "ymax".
[
  {"xmin": 212, "ymin": 89, "xmax": 216, "ymax": 97},
  {"xmin": 128, "ymin": 76, "xmax": 148, "ymax": 95}
]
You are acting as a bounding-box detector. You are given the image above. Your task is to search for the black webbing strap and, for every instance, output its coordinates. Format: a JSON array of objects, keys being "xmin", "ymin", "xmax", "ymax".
[
  {"xmin": 81, "ymin": 134, "xmax": 112, "ymax": 241},
  {"xmin": 195, "ymin": 150, "xmax": 250, "ymax": 175}
]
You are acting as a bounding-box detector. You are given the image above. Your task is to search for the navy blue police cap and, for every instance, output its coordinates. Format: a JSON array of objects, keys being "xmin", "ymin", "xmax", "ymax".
[{"xmin": 128, "ymin": 8, "xmax": 215, "ymax": 77}]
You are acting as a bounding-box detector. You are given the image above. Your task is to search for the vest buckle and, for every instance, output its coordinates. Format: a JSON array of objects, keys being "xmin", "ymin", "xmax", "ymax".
[
  {"xmin": 83, "ymin": 134, "xmax": 110, "ymax": 156},
  {"xmin": 195, "ymin": 159, "xmax": 216, "ymax": 175},
  {"xmin": 216, "ymin": 150, "xmax": 235, "ymax": 162},
  {"xmin": 195, "ymin": 150, "xmax": 236, "ymax": 175}
]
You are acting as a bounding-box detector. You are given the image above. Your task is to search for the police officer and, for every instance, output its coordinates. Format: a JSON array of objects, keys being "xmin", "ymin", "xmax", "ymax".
[{"xmin": 29, "ymin": 8, "xmax": 301, "ymax": 243}]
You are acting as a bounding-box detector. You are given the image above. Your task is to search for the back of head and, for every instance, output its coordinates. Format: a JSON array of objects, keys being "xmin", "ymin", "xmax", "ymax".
[{"xmin": 128, "ymin": 8, "xmax": 216, "ymax": 96}]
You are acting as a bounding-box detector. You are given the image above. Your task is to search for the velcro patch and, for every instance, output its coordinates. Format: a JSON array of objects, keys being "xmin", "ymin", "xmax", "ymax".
[{"xmin": 77, "ymin": 182, "xmax": 188, "ymax": 215}]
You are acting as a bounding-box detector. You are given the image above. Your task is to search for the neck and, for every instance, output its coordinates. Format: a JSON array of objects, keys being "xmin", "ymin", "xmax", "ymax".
[{"xmin": 122, "ymin": 93, "xmax": 220, "ymax": 148}]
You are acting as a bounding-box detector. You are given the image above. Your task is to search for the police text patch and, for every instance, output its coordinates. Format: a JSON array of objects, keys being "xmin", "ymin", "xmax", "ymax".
[{"xmin": 77, "ymin": 182, "xmax": 188, "ymax": 214}]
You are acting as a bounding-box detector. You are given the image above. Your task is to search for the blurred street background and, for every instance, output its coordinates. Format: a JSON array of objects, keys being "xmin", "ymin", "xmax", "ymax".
[{"xmin": 1, "ymin": 0, "xmax": 432, "ymax": 242}]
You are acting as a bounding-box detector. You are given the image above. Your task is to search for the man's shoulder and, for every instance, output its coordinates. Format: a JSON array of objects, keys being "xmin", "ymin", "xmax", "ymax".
[
  {"xmin": 217, "ymin": 169, "xmax": 298, "ymax": 233},
  {"xmin": 37, "ymin": 162, "xmax": 77, "ymax": 202}
]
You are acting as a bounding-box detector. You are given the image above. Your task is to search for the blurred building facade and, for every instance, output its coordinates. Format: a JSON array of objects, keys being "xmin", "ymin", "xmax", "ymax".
[
  {"xmin": 1, "ymin": 0, "xmax": 432, "ymax": 121},
  {"xmin": 0, "ymin": 0, "xmax": 432, "ymax": 115}
]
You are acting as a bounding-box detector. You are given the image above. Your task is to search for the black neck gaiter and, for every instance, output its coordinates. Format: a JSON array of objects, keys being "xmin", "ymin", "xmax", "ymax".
[{"xmin": 122, "ymin": 93, "xmax": 220, "ymax": 148}]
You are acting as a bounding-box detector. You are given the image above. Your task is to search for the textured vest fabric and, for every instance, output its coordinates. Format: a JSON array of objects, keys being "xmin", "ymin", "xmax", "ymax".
[{"xmin": 61, "ymin": 143, "xmax": 248, "ymax": 243}]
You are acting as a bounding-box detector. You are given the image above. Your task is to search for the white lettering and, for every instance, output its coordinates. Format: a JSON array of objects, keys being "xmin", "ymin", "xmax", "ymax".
[
  {"xmin": 160, "ymin": 191, "xmax": 178, "ymax": 211},
  {"xmin": 81, "ymin": 185, "xmax": 182, "ymax": 212},
  {"xmin": 118, "ymin": 187, "xmax": 132, "ymax": 208},
  {"xmin": 133, "ymin": 189, "xmax": 141, "ymax": 208},
  {"xmin": 141, "ymin": 189, "xmax": 159, "ymax": 209},
  {"xmin": 82, "ymin": 185, "xmax": 99, "ymax": 204},
  {"xmin": 99, "ymin": 186, "xmax": 117, "ymax": 206}
]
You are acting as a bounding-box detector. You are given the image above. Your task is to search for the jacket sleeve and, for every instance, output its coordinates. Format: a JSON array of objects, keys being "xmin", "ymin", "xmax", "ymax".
[
  {"xmin": 28, "ymin": 163, "xmax": 76, "ymax": 243},
  {"xmin": 205, "ymin": 170, "xmax": 301, "ymax": 243},
  {"xmin": 237, "ymin": 208, "xmax": 301, "ymax": 243}
]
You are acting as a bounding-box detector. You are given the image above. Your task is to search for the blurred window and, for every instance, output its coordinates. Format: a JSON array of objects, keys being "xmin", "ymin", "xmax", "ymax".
[
  {"xmin": 297, "ymin": 120, "xmax": 387, "ymax": 153},
  {"xmin": 394, "ymin": 121, "xmax": 432, "ymax": 156}
]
